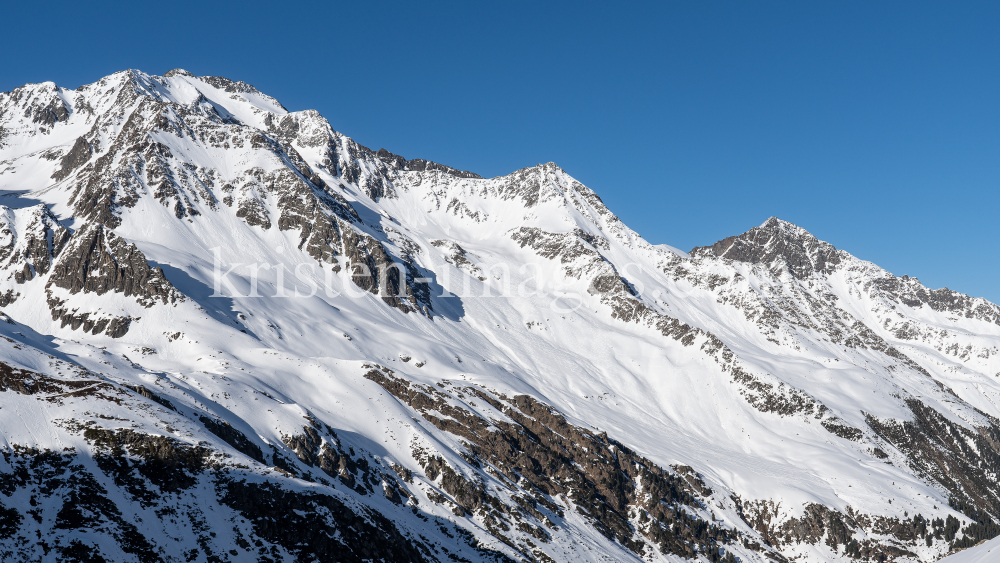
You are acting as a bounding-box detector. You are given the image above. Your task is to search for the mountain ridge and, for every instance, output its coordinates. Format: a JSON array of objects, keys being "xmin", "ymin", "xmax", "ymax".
[{"xmin": 0, "ymin": 69, "xmax": 998, "ymax": 563}]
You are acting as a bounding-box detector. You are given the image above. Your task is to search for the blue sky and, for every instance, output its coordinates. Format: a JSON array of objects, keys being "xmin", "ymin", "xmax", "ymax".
[{"xmin": 3, "ymin": 1, "xmax": 998, "ymax": 302}]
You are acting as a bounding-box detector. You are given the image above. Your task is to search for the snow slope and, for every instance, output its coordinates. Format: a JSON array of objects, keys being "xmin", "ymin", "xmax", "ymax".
[
  {"xmin": 936, "ymin": 536, "xmax": 1000, "ymax": 563},
  {"xmin": 0, "ymin": 68, "xmax": 998, "ymax": 563}
]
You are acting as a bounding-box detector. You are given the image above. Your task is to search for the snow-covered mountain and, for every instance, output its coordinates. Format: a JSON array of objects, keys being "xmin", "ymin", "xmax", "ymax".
[{"xmin": 0, "ymin": 68, "xmax": 999, "ymax": 563}]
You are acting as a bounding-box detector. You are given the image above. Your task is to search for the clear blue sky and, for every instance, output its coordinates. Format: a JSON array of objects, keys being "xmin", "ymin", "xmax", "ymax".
[{"xmin": 3, "ymin": 1, "xmax": 998, "ymax": 302}]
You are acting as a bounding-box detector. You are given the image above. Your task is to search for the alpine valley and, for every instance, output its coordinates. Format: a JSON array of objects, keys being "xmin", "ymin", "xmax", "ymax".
[{"xmin": 1, "ymin": 69, "xmax": 999, "ymax": 563}]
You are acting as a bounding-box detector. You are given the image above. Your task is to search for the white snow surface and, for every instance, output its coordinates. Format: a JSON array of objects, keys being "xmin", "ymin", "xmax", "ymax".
[
  {"xmin": 936, "ymin": 536, "xmax": 1000, "ymax": 563},
  {"xmin": 0, "ymin": 68, "xmax": 997, "ymax": 562}
]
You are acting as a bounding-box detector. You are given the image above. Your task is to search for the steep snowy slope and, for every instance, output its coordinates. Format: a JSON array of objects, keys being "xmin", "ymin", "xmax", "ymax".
[
  {"xmin": 0, "ymin": 68, "xmax": 998, "ymax": 563},
  {"xmin": 936, "ymin": 535, "xmax": 1000, "ymax": 563}
]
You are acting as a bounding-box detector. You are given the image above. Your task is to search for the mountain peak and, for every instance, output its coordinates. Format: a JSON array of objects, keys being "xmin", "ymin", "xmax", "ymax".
[
  {"xmin": 760, "ymin": 215, "xmax": 796, "ymax": 230},
  {"xmin": 691, "ymin": 217, "xmax": 842, "ymax": 279}
]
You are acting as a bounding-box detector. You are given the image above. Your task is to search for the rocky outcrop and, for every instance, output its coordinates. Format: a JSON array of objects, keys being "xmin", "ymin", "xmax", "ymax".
[
  {"xmin": 0, "ymin": 204, "xmax": 71, "ymax": 286},
  {"xmin": 46, "ymin": 291, "xmax": 134, "ymax": 337},
  {"xmin": 39, "ymin": 222, "xmax": 179, "ymax": 337},
  {"xmin": 199, "ymin": 73, "xmax": 284, "ymax": 106},
  {"xmin": 363, "ymin": 364, "xmax": 743, "ymax": 561},
  {"xmin": 431, "ymin": 239, "xmax": 486, "ymax": 281},
  {"xmin": 30, "ymin": 96, "xmax": 70, "ymax": 128},
  {"xmin": 0, "ymin": 441, "xmax": 440, "ymax": 563},
  {"xmin": 217, "ymin": 479, "xmax": 429, "ymax": 563},
  {"xmin": 0, "ymin": 361, "xmax": 116, "ymax": 402},
  {"xmin": 199, "ymin": 416, "xmax": 264, "ymax": 464},
  {"xmin": 866, "ymin": 400, "xmax": 1000, "ymax": 527},
  {"xmin": 691, "ymin": 217, "xmax": 843, "ymax": 279},
  {"xmin": 0, "ymin": 447, "xmax": 160, "ymax": 563},
  {"xmin": 342, "ymin": 227, "xmax": 427, "ymax": 313},
  {"xmin": 84, "ymin": 427, "xmax": 211, "ymax": 493},
  {"xmin": 691, "ymin": 217, "xmax": 1000, "ymax": 328},
  {"xmin": 51, "ymin": 136, "xmax": 93, "ymax": 181},
  {"xmin": 47, "ymin": 222, "xmax": 178, "ymax": 306},
  {"xmin": 735, "ymin": 499, "xmax": 935, "ymax": 561},
  {"xmin": 871, "ymin": 274, "xmax": 1000, "ymax": 325},
  {"xmin": 279, "ymin": 418, "xmax": 381, "ymax": 493},
  {"xmin": 371, "ymin": 146, "xmax": 482, "ymax": 179}
]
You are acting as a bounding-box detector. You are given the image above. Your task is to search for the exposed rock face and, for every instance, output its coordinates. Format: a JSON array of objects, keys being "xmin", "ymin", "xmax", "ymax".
[
  {"xmin": 362, "ymin": 364, "xmax": 741, "ymax": 561},
  {"xmin": 200, "ymin": 416, "xmax": 263, "ymax": 464},
  {"xmin": 31, "ymin": 221, "xmax": 182, "ymax": 337},
  {"xmin": 371, "ymin": 147, "xmax": 482, "ymax": 179},
  {"xmin": 29, "ymin": 96, "xmax": 71, "ymax": 127},
  {"xmin": 217, "ymin": 479, "xmax": 430, "ymax": 563},
  {"xmin": 200, "ymin": 73, "xmax": 284, "ymax": 103},
  {"xmin": 736, "ymin": 500, "xmax": 943, "ymax": 561},
  {"xmin": 51, "ymin": 136, "xmax": 92, "ymax": 181},
  {"xmin": 45, "ymin": 291, "xmax": 134, "ymax": 337},
  {"xmin": 0, "ymin": 361, "xmax": 116, "ymax": 400},
  {"xmin": 0, "ymin": 447, "xmax": 161, "ymax": 563},
  {"xmin": 691, "ymin": 217, "xmax": 1000, "ymax": 326},
  {"xmin": 85, "ymin": 427, "xmax": 211, "ymax": 492},
  {"xmin": 866, "ymin": 400, "xmax": 1000, "ymax": 522},
  {"xmin": 871, "ymin": 275, "xmax": 1000, "ymax": 325},
  {"xmin": 432, "ymin": 239, "xmax": 486, "ymax": 280},
  {"xmin": 0, "ymin": 204, "xmax": 71, "ymax": 285},
  {"xmin": 0, "ymin": 436, "xmax": 438, "ymax": 563},
  {"xmin": 340, "ymin": 227, "xmax": 427, "ymax": 313},
  {"xmin": 691, "ymin": 217, "xmax": 843, "ymax": 279},
  {"xmin": 48, "ymin": 222, "xmax": 178, "ymax": 306}
]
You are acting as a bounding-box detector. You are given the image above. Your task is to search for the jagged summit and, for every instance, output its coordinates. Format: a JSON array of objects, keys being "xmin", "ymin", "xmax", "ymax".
[
  {"xmin": 690, "ymin": 217, "xmax": 1000, "ymax": 324},
  {"xmin": 160, "ymin": 68, "xmax": 481, "ymax": 180},
  {"xmin": 691, "ymin": 216, "xmax": 843, "ymax": 279}
]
